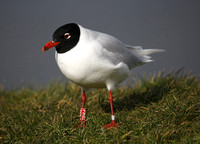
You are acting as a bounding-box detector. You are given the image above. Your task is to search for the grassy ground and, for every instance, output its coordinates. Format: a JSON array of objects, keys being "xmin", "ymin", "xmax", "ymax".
[{"xmin": 0, "ymin": 71, "xmax": 200, "ymax": 143}]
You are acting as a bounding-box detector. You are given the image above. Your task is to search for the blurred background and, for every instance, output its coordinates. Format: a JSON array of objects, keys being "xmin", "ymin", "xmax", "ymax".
[{"xmin": 0, "ymin": 0, "xmax": 199, "ymax": 89}]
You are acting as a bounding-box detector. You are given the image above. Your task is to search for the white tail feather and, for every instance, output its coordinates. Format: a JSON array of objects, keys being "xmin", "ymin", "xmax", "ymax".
[{"xmin": 126, "ymin": 45, "xmax": 165, "ymax": 63}]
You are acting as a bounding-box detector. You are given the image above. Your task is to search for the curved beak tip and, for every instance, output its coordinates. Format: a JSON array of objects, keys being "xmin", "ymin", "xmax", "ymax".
[{"xmin": 42, "ymin": 46, "xmax": 47, "ymax": 52}]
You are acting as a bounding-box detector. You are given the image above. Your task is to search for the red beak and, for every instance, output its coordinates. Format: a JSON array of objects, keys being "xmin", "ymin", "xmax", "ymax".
[{"xmin": 42, "ymin": 41, "xmax": 60, "ymax": 52}]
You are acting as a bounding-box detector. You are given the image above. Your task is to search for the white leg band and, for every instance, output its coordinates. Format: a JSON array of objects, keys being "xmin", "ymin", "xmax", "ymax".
[{"xmin": 111, "ymin": 115, "xmax": 115, "ymax": 121}]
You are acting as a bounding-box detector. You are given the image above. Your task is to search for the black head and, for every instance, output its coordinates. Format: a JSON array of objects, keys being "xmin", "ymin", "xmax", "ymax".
[{"xmin": 52, "ymin": 23, "xmax": 80, "ymax": 53}]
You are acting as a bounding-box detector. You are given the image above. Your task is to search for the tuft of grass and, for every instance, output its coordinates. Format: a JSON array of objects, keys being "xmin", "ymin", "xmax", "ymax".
[{"xmin": 0, "ymin": 71, "xmax": 200, "ymax": 143}]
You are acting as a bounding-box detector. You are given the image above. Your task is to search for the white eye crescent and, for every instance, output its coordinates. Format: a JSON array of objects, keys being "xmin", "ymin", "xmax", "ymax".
[{"xmin": 64, "ymin": 33, "xmax": 71, "ymax": 39}]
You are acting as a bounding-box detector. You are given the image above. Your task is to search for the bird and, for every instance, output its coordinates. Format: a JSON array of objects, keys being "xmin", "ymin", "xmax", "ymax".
[{"xmin": 42, "ymin": 23, "xmax": 164, "ymax": 129}]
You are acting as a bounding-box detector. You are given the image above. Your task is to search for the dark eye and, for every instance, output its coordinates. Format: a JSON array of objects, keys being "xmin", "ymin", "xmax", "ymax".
[{"xmin": 64, "ymin": 33, "xmax": 71, "ymax": 39}]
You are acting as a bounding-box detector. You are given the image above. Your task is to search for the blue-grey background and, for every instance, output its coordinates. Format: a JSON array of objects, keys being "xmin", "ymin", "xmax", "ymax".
[{"xmin": 0, "ymin": 0, "xmax": 199, "ymax": 89}]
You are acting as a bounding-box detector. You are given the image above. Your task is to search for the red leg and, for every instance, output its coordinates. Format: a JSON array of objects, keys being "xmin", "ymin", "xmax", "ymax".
[
  {"xmin": 81, "ymin": 90, "xmax": 86, "ymax": 108},
  {"xmin": 103, "ymin": 90, "xmax": 118, "ymax": 129},
  {"xmin": 73, "ymin": 90, "xmax": 86, "ymax": 128}
]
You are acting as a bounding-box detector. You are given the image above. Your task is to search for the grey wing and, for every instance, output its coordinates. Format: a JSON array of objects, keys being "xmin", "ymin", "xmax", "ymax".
[{"xmin": 96, "ymin": 33, "xmax": 145, "ymax": 69}]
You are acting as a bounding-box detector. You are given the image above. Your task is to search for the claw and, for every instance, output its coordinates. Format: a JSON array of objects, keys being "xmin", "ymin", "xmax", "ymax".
[
  {"xmin": 73, "ymin": 121, "xmax": 86, "ymax": 128},
  {"xmin": 103, "ymin": 120, "xmax": 118, "ymax": 129}
]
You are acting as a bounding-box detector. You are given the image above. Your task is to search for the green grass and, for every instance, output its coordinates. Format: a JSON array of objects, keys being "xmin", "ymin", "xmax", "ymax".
[{"xmin": 0, "ymin": 71, "xmax": 200, "ymax": 143}]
